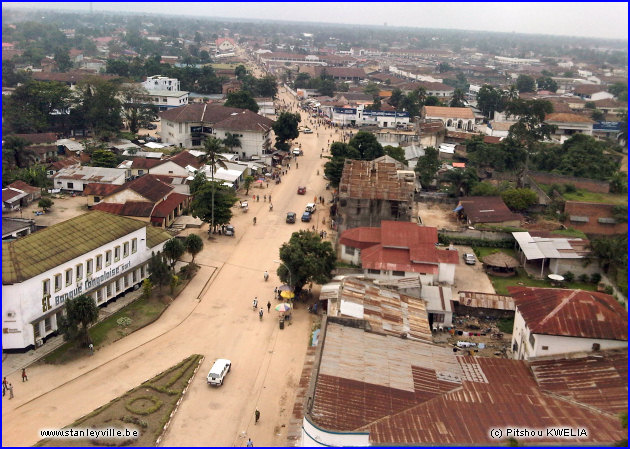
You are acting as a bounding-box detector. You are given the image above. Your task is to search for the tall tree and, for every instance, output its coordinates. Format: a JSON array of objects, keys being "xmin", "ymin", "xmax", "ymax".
[
  {"xmin": 272, "ymin": 111, "xmax": 301, "ymax": 152},
  {"xmin": 449, "ymin": 88, "xmax": 466, "ymax": 107},
  {"xmin": 476, "ymin": 85, "xmax": 506, "ymax": 118},
  {"xmin": 2, "ymin": 136, "xmax": 37, "ymax": 169},
  {"xmin": 234, "ymin": 64, "xmax": 247, "ymax": 80},
  {"xmin": 54, "ymin": 47, "xmax": 72, "ymax": 72},
  {"xmin": 415, "ymin": 146, "xmax": 440, "ymax": 188},
  {"xmin": 348, "ymin": 131, "xmax": 384, "ymax": 160},
  {"xmin": 277, "ymin": 230, "xmax": 336, "ymax": 295},
  {"xmin": 536, "ymin": 76, "xmax": 558, "ymax": 92},
  {"xmin": 190, "ymin": 181, "xmax": 238, "ymax": 230},
  {"xmin": 120, "ymin": 84, "xmax": 157, "ymax": 134},
  {"xmin": 75, "ymin": 77, "xmax": 123, "ymax": 138},
  {"xmin": 516, "ymin": 74, "xmax": 536, "ymax": 93},
  {"xmin": 389, "ymin": 88, "xmax": 404, "ymax": 108},
  {"xmin": 243, "ymin": 175, "xmax": 254, "ymax": 195},
  {"xmin": 57, "ymin": 294, "xmax": 99, "ymax": 346},
  {"xmin": 91, "ymin": 149, "xmax": 119, "ymax": 168},
  {"xmin": 163, "ymin": 238, "xmax": 185, "ymax": 270},
  {"xmin": 149, "ymin": 252, "xmax": 170, "ymax": 292},
  {"xmin": 224, "ymin": 90, "xmax": 259, "ymax": 113},
  {"xmin": 202, "ymin": 137, "xmax": 228, "ymax": 232},
  {"xmin": 222, "ymin": 132, "xmax": 242, "ymax": 153},
  {"xmin": 442, "ymin": 168, "xmax": 479, "ymax": 196}
]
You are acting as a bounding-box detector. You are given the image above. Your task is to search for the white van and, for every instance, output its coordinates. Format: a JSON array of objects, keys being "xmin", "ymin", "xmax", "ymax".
[
  {"xmin": 207, "ymin": 358, "xmax": 231, "ymax": 386},
  {"xmin": 305, "ymin": 203, "xmax": 317, "ymax": 213}
]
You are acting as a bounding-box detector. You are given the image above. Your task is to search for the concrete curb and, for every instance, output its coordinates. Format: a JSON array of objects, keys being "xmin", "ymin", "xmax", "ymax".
[{"xmin": 155, "ymin": 355, "xmax": 204, "ymax": 446}]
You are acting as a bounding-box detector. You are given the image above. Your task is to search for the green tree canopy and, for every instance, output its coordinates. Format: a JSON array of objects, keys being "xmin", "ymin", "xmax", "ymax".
[
  {"xmin": 348, "ymin": 131, "xmax": 384, "ymax": 160},
  {"xmin": 470, "ymin": 181, "xmax": 500, "ymax": 196},
  {"xmin": 516, "ymin": 74, "xmax": 536, "ymax": 93},
  {"xmin": 224, "ymin": 90, "xmax": 259, "ymax": 113},
  {"xmin": 185, "ymin": 234, "xmax": 203, "ymax": 263},
  {"xmin": 449, "ymin": 88, "xmax": 466, "ymax": 107},
  {"xmin": 190, "ymin": 181, "xmax": 238, "ymax": 229},
  {"xmin": 383, "ymin": 145, "xmax": 407, "ymax": 164},
  {"xmin": 38, "ymin": 197, "xmax": 54, "ymax": 212},
  {"xmin": 536, "ymin": 76, "xmax": 558, "ymax": 92},
  {"xmin": 57, "ymin": 294, "xmax": 99, "ymax": 346},
  {"xmin": 163, "ymin": 238, "xmax": 185, "ymax": 270},
  {"xmin": 2, "ymin": 136, "xmax": 36, "ymax": 169},
  {"xmin": 476, "ymin": 85, "xmax": 506, "ymax": 118},
  {"xmin": 501, "ymin": 188, "xmax": 538, "ymax": 211},
  {"xmin": 442, "ymin": 168, "xmax": 479, "ymax": 196},
  {"xmin": 149, "ymin": 252, "xmax": 170, "ymax": 292},
  {"xmin": 272, "ymin": 111, "xmax": 301, "ymax": 150},
  {"xmin": 415, "ymin": 146, "xmax": 440, "ymax": 188},
  {"xmin": 91, "ymin": 149, "xmax": 119, "ymax": 168},
  {"xmin": 277, "ymin": 230, "xmax": 336, "ymax": 295}
]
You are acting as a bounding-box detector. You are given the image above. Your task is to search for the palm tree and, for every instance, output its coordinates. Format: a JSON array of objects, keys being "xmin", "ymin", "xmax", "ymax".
[
  {"xmin": 203, "ymin": 137, "xmax": 228, "ymax": 233},
  {"xmin": 506, "ymin": 85, "xmax": 519, "ymax": 101},
  {"xmin": 222, "ymin": 132, "xmax": 242, "ymax": 154},
  {"xmin": 3, "ymin": 136, "xmax": 37, "ymax": 169}
]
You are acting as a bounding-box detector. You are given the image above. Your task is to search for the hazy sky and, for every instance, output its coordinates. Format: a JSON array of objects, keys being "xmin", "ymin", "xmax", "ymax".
[{"xmin": 4, "ymin": 2, "xmax": 628, "ymax": 40}]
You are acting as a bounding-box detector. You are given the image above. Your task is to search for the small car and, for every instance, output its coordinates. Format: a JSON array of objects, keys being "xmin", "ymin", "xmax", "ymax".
[
  {"xmin": 302, "ymin": 127, "xmax": 313, "ymax": 134},
  {"xmin": 286, "ymin": 212, "xmax": 296, "ymax": 223},
  {"xmin": 207, "ymin": 358, "xmax": 231, "ymax": 386},
  {"xmin": 146, "ymin": 123, "xmax": 157, "ymax": 130},
  {"xmin": 224, "ymin": 224, "xmax": 235, "ymax": 236},
  {"xmin": 297, "ymin": 186, "xmax": 306, "ymax": 195},
  {"xmin": 463, "ymin": 253, "xmax": 476, "ymax": 265},
  {"xmin": 305, "ymin": 203, "xmax": 317, "ymax": 213},
  {"xmin": 301, "ymin": 211, "xmax": 312, "ymax": 222}
]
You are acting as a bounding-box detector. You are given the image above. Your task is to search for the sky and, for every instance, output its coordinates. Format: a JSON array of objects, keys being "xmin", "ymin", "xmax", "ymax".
[{"xmin": 3, "ymin": 2, "xmax": 629, "ymax": 40}]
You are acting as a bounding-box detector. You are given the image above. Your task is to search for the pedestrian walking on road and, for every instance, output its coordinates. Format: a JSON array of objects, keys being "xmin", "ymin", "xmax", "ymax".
[
  {"xmin": 267, "ymin": 301, "xmax": 271, "ymax": 313},
  {"xmin": 3, "ymin": 376, "xmax": 7, "ymax": 391},
  {"xmin": 8, "ymin": 383, "xmax": 13, "ymax": 399},
  {"xmin": 247, "ymin": 438, "xmax": 253, "ymax": 447},
  {"xmin": 263, "ymin": 194, "xmax": 266, "ymax": 202},
  {"xmin": 257, "ymin": 195, "xmax": 260, "ymax": 202},
  {"xmin": 255, "ymin": 408, "xmax": 260, "ymax": 424},
  {"xmin": 2, "ymin": 383, "xmax": 5, "ymax": 397},
  {"xmin": 269, "ymin": 194, "xmax": 271, "ymax": 203},
  {"xmin": 22, "ymin": 368, "xmax": 27, "ymax": 382}
]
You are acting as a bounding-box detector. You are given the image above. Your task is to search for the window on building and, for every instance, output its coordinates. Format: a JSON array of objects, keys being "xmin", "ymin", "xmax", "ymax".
[
  {"xmin": 54, "ymin": 274, "xmax": 62, "ymax": 292},
  {"xmin": 142, "ymin": 264, "xmax": 148, "ymax": 278},
  {"xmin": 42, "ymin": 279, "xmax": 51, "ymax": 296},
  {"xmin": 115, "ymin": 279, "xmax": 121, "ymax": 293},
  {"xmin": 124, "ymin": 275, "xmax": 129, "ymax": 288},
  {"xmin": 432, "ymin": 313, "xmax": 445, "ymax": 323},
  {"xmin": 33, "ymin": 322, "xmax": 41, "ymax": 339},
  {"xmin": 192, "ymin": 140, "xmax": 201, "ymax": 146},
  {"xmin": 67, "ymin": 182, "xmax": 74, "ymax": 189},
  {"xmin": 106, "ymin": 284, "xmax": 112, "ymax": 298},
  {"xmin": 114, "ymin": 246, "xmax": 121, "ymax": 262},
  {"xmin": 392, "ymin": 270, "xmax": 405, "ymax": 276},
  {"xmin": 131, "ymin": 238, "xmax": 137, "ymax": 254},
  {"xmin": 138, "ymin": 169, "xmax": 144, "ymax": 176},
  {"xmin": 76, "ymin": 264, "xmax": 83, "ymax": 281},
  {"xmin": 541, "ymin": 346, "xmax": 549, "ymax": 350},
  {"xmin": 65, "ymin": 269, "xmax": 73, "ymax": 286},
  {"xmin": 86, "ymin": 259, "xmax": 93, "ymax": 276},
  {"xmin": 123, "ymin": 242, "xmax": 129, "ymax": 258},
  {"xmin": 96, "ymin": 255, "xmax": 103, "ymax": 271},
  {"xmin": 368, "ymin": 269, "xmax": 380, "ymax": 275},
  {"xmin": 132, "ymin": 270, "xmax": 138, "ymax": 283},
  {"xmin": 96, "ymin": 289, "xmax": 102, "ymax": 303},
  {"xmin": 105, "ymin": 250, "xmax": 112, "ymax": 266},
  {"xmin": 44, "ymin": 317, "xmax": 52, "ymax": 332},
  {"xmin": 528, "ymin": 333, "xmax": 536, "ymax": 349},
  {"xmin": 344, "ymin": 246, "xmax": 355, "ymax": 256}
]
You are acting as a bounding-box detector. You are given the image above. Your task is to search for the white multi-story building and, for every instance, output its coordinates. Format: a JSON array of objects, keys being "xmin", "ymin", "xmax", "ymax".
[
  {"xmin": 2, "ymin": 211, "xmax": 172, "ymax": 350},
  {"xmin": 143, "ymin": 75, "xmax": 181, "ymax": 92},
  {"xmin": 329, "ymin": 105, "xmax": 410, "ymax": 128}
]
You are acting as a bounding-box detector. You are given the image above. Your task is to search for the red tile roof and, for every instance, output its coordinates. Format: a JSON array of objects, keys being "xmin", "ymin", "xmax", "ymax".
[
  {"xmin": 168, "ymin": 150, "xmax": 202, "ymax": 169},
  {"xmin": 159, "ymin": 103, "xmax": 243, "ymax": 123},
  {"xmin": 214, "ymin": 109, "xmax": 274, "ymax": 132},
  {"xmin": 7, "ymin": 180, "xmax": 39, "ymax": 195},
  {"xmin": 2, "ymin": 188, "xmax": 24, "ymax": 202},
  {"xmin": 380, "ymin": 221, "xmax": 437, "ymax": 248},
  {"xmin": 563, "ymin": 201, "xmax": 627, "ymax": 235},
  {"xmin": 574, "ymin": 84, "xmax": 608, "ymax": 95},
  {"xmin": 48, "ymin": 157, "xmax": 80, "ymax": 171},
  {"xmin": 130, "ymin": 158, "xmax": 165, "ymax": 170},
  {"xmin": 545, "ymin": 112, "xmax": 594, "ymax": 124},
  {"xmin": 83, "ymin": 183, "xmax": 123, "ymax": 197},
  {"xmin": 151, "ymin": 192, "xmax": 189, "ymax": 218},
  {"xmin": 509, "ymin": 287, "xmax": 627, "ymax": 341},
  {"xmin": 125, "ymin": 174, "xmax": 173, "ymax": 202},
  {"xmin": 424, "ymin": 106, "xmax": 474, "ymax": 119},
  {"xmin": 365, "ymin": 356, "xmax": 626, "ymax": 445},
  {"xmin": 530, "ymin": 350, "xmax": 628, "ymax": 415},
  {"xmin": 459, "ymin": 196, "xmax": 522, "ymax": 224},
  {"xmin": 338, "ymin": 227, "xmax": 381, "ymax": 249}
]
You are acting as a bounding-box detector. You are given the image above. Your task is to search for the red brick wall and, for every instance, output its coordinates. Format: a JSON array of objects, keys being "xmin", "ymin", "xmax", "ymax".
[{"xmin": 563, "ymin": 201, "xmax": 627, "ymax": 235}]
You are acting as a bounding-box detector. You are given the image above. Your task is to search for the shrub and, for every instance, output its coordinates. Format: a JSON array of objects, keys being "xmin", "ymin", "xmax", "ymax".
[
  {"xmin": 563, "ymin": 183, "xmax": 576, "ymax": 193},
  {"xmin": 438, "ymin": 234, "xmax": 514, "ymax": 248},
  {"xmin": 563, "ymin": 271, "xmax": 575, "ymax": 282},
  {"xmin": 125, "ymin": 396, "xmax": 163, "ymax": 415},
  {"xmin": 604, "ymin": 285, "xmax": 614, "ymax": 295},
  {"xmin": 590, "ymin": 273, "xmax": 602, "ymax": 284},
  {"xmin": 578, "ymin": 274, "xmax": 589, "ymax": 283}
]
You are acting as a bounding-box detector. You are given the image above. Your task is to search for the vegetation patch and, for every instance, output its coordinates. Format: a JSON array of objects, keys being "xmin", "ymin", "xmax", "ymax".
[
  {"xmin": 489, "ymin": 268, "xmax": 597, "ymax": 295},
  {"xmin": 37, "ymin": 354, "xmax": 203, "ymax": 447}
]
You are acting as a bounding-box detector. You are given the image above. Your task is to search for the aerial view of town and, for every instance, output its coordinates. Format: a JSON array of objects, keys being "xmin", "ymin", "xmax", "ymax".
[{"xmin": 1, "ymin": 2, "xmax": 628, "ymax": 446}]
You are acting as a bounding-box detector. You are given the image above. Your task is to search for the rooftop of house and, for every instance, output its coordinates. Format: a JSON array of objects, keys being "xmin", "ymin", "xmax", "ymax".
[
  {"xmin": 159, "ymin": 103, "xmax": 243, "ymax": 123},
  {"xmin": 213, "ymin": 109, "xmax": 275, "ymax": 132},
  {"xmin": 327, "ymin": 278, "xmax": 433, "ymax": 341},
  {"xmin": 574, "ymin": 84, "xmax": 610, "ymax": 95},
  {"xmin": 458, "ymin": 196, "xmax": 522, "ymax": 224},
  {"xmin": 7, "ymin": 180, "xmax": 40, "ymax": 195},
  {"xmin": 424, "ymin": 106, "xmax": 475, "ymax": 119},
  {"xmin": 309, "ymin": 321, "xmax": 626, "ymax": 445},
  {"xmin": 9, "ymin": 132, "xmax": 58, "ymax": 145},
  {"xmin": 52, "ymin": 166, "xmax": 126, "ymax": 183},
  {"xmin": 92, "ymin": 201, "xmax": 154, "ymax": 217},
  {"xmin": 2, "ymin": 211, "xmax": 170, "ymax": 284},
  {"xmin": 509, "ymin": 286, "xmax": 627, "ymax": 341},
  {"xmin": 545, "ymin": 112, "xmax": 595, "ymax": 124},
  {"xmin": 338, "ymin": 160, "xmax": 415, "ymax": 202},
  {"xmin": 512, "ymin": 231, "xmax": 590, "ymax": 260}
]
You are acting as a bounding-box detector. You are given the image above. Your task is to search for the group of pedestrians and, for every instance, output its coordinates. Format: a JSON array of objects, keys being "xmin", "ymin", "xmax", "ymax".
[{"xmin": 3, "ymin": 369, "xmax": 27, "ymax": 400}]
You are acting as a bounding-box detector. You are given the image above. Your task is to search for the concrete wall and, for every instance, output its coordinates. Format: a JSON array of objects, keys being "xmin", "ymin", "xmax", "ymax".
[{"xmin": 339, "ymin": 198, "xmax": 412, "ymax": 233}]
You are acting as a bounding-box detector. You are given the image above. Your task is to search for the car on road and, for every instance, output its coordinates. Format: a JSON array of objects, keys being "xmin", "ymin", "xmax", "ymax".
[
  {"xmin": 301, "ymin": 211, "xmax": 312, "ymax": 222},
  {"xmin": 224, "ymin": 224, "xmax": 235, "ymax": 236},
  {"xmin": 286, "ymin": 212, "xmax": 296, "ymax": 223},
  {"xmin": 145, "ymin": 123, "xmax": 157, "ymax": 130},
  {"xmin": 297, "ymin": 186, "xmax": 306, "ymax": 195},
  {"xmin": 305, "ymin": 202, "xmax": 317, "ymax": 213},
  {"xmin": 463, "ymin": 253, "xmax": 476, "ymax": 265},
  {"xmin": 207, "ymin": 358, "xmax": 231, "ymax": 386},
  {"xmin": 302, "ymin": 127, "xmax": 313, "ymax": 134},
  {"xmin": 292, "ymin": 148, "xmax": 303, "ymax": 156}
]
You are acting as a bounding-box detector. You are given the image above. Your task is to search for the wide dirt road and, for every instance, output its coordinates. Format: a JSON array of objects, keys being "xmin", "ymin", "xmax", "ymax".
[{"xmin": 1, "ymin": 87, "xmax": 341, "ymax": 446}]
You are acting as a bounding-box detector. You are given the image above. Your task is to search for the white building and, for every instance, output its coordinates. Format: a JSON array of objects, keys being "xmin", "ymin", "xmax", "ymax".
[
  {"xmin": 144, "ymin": 90, "xmax": 189, "ymax": 111},
  {"xmin": 423, "ymin": 106, "xmax": 478, "ymax": 131},
  {"xmin": 509, "ymin": 287, "xmax": 627, "ymax": 360},
  {"xmin": 2, "ymin": 211, "xmax": 171, "ymax": 350},
  {"xmin": 143, "ymin": 75, "xmax": 181, "ymax": 92},
  {"xmin": 329, "ymin": 105, "xmax": 410, "ymax": 128},
  {"xmin": 53, "ymin": 166, "xmax": 127, "ymax": 192}
]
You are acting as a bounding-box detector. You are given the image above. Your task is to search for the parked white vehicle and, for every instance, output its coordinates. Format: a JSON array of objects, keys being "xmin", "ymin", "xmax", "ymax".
[
  {"xmin": 305, "ymin": 203, "xmax": 317, "ymax": 213},
  {"xmin": 207, "ymin": 358, "xmax": 231, "ymax": 386}
]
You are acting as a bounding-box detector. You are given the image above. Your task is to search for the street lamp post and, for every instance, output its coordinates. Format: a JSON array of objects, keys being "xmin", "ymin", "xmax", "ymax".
[{"xmin": 273, "ymin": 259, "xmax": 292, "ymax": 288}]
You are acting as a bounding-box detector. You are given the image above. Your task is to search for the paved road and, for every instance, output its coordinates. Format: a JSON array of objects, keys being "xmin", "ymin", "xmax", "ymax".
[{"xmin": 1, "ymin": 84, "xmax": 343, "ymax": 446}]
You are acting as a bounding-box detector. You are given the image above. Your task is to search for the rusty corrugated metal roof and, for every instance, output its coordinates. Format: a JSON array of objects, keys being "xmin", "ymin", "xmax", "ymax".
[
  {"xmin": 530, "ymin": 349, "xmax": 627, "ymax": 415},
  {"xmin": 457, "ymin": 291, "xmax": 516, "ymax": 311},
  {"xmin": 509, "ymin": 287, "xmax": 627, "ymax": 341}
]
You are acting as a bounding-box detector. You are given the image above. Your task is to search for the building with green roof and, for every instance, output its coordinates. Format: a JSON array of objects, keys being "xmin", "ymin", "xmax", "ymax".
[{"xmin": 2, "ymin": 211, "xmax": 171, "ymax": 350}]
